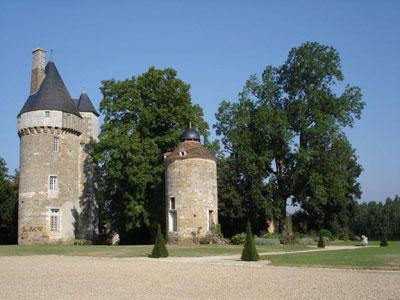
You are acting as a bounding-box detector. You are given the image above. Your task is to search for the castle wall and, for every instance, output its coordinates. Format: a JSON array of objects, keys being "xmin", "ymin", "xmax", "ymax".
[
  {"xmin": 80, "ymin": 112, "xmax": 98, "ymax": 142},
  {"xmin": 18, "ymin": 110, "xmax": 82, "ymax": 134},
  {"xmin": 18, "ymin": 111, "xmax": 81, "ymax": 244},
  {"xmin": 76, "ymin": 112, "xmax": 99, "ymax": 240},
  {"xmin": 165, "ymin": 158, "xmax": 218, "ymax": 241}
]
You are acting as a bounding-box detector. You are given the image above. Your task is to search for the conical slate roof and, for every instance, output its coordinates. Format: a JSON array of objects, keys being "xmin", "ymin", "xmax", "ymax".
[
  {"xmin": 19, "ymin": 61, "xmax": 81, "ymax": 117},
  {"xmin": 77, "ymin": 92, "xmax": 99, "ymax": 116}
]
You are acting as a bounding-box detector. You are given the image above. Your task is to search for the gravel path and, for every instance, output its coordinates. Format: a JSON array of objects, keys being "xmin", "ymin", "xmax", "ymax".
[{"xmin": 1, "ymin": 254, "xmax": 399, "ymax": 299}]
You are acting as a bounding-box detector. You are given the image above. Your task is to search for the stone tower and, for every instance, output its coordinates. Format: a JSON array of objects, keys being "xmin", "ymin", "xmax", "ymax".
[
  {"xmin": 164, "ymin": 128, "xmax": 218, "ymax": 243},
  {"xmin": 17, "ymin": 49, "xmax": 99, "ymax": 244}
]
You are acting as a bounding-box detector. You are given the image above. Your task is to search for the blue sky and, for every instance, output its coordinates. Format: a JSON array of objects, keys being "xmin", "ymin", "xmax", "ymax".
[{"xmin": 0, "ymin": 1, "xmax": 399, "ymax": 203}]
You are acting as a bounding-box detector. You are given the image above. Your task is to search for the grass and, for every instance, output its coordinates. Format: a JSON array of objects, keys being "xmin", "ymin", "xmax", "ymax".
[
  {"xmin": 0, "ymin": 243, "xmax": 312, "ymax": 258},
  {"xmin": 261, "ymin": 241, "xmax": 400, "ymax": 270}
]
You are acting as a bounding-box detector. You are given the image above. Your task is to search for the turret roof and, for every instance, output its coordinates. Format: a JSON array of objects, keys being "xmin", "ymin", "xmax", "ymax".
[
  {"xmin": 180, "ymin": 128, "xmax": 200, "ymax": 142},
  {"xmin": 77, "ymin": 92, "xmax": 99, "ymax": 116},
  {"xmin": 18, "ymin": 61, "xmax": 81, "ymax": 117},
  {"xmin": 164, "ymin": 140, "xmax": 215, "ymax": 164}
]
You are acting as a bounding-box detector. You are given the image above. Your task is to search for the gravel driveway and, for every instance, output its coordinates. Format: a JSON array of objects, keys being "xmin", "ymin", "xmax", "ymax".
[{"xmin": 0, "ymin": 255, "xmax": 399, "ymax": 299}]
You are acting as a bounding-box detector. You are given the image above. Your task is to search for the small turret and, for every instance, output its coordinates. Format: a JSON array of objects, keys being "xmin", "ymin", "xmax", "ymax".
[
  {"xmin": 164, "ymin": 128, "xmax": 218, "ymax": 243},
  {"xmin": 77, "ymin": 91, "xmax": 99, "ymax": 116}
]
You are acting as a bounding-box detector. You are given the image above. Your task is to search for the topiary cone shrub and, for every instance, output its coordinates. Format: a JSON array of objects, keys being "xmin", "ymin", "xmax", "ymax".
[
  {"xmin": 317, "ymin": 235, "xmax": 326, "ymax": 248},
  {"xmin": 150, "ymin": 224, "xmax": 169, "ymax": 258},
  {"xmin": 241, "ymin": 222, "xmax": 259, "ymax": 261},
  {"xmin": 380, "ymin": 231, "xmax": 388, "ymax": 247}
]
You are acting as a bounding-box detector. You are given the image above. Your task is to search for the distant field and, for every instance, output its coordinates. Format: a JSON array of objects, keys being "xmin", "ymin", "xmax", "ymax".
[
  {"xmin": 0, "ymin": 243, "xmax": 313, "ymax": 258},
  {"xmin": 261, "ymin": 241, "xmax": 400, "ymax": 270}
]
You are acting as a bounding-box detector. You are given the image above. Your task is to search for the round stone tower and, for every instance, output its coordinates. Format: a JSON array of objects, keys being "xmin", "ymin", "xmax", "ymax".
[
  {"xmin": 164, "ymin": 128, "xmax": 218, "ymax": 243},
  {"xmin": 17, "ymin": 49, "xmax": 98, "ymax": 244}
]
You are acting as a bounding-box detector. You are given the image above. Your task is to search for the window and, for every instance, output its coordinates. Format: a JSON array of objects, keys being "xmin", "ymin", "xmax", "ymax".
[
  {"xmin": 49, "ymin": 176, "xmax": 58, "ymax": 192},
  {"xmin": 53, "ymin": 137, "xmax": 60, "ymax": 152},
  {"xmin": 179, "ymin": 150, "xmax": 187, "ymax": 157},
  {"xmin": 45, "ymin": 111, "xmax": 50, "ymax": 117},
  {"xmin": 209, "ymin": 210, "xmax": 215, "ymax": 231},
  {"xmin": 169, "ymin": 211, "xmax": 177, "ymax": 232},
  {"xmin": 170, "ymin": 197, "xmax": 175, "ymax": 210},
  {"xmin": 50, "ymin": 208, "xmax": 60, "ymax": 232}
]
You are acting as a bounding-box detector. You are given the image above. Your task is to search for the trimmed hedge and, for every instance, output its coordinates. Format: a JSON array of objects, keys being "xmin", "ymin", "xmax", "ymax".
[
  {"xmin": 150, "ymin": 224, "xmax": 168, "ymax": 258},
  {"xmin": 317, "ymin": 235, "xmax": 326, "ymax": 248},
  {"xmin": 241, "ymin": 222, "xmax": 259, "ymax": 261}
]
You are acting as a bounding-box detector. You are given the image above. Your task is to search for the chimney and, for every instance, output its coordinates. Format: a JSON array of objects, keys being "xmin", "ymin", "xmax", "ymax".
[{"xmin": 30, "ymin": 48, "xmax": 46, "ymax": 95}]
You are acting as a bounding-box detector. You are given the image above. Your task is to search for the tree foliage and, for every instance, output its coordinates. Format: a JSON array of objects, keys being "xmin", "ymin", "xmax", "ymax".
[
  {"xmin": 215, "ymin": 42, "xmax": 364, "ymax": 235},
  {"xmin": 350, "ymin": 195, "xmax": 400, "ymax": 240},
  {"xmin": 94, "ymin": 67, "xmax": 209, "ymax": 243},
  {"xmin": 0, "ymin": 157, "xmax": 18, "ymax": 244}
]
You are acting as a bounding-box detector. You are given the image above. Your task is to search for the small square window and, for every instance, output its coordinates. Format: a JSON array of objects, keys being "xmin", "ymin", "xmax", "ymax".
[
  {"xmin": 49, "ymin": 176, "xmax": 58, "ymax": 192},
  {"xmin": 45, "ymin": 111, "xmax": 50, "ymax": 117}
]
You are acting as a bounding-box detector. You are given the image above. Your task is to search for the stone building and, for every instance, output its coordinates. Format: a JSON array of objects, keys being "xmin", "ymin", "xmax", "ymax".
[
  {"xmin": 164, "ymin": 128, "xmax": 218, "ymax": 242},
  {"xmin": 17, "ymin": 49, "xmax": 99, "ymax": 244}
]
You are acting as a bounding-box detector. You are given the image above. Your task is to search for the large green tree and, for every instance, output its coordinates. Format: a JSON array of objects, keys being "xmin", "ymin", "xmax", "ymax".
[
  {"xmin": 0, "ymin": 157, "xmax": 18, "ymax": 244},
  {"xmin": 215, "ymin": 42, "xmax": 364, "ymax": 235},
  {"xmin": 94, "ymin": 67, "xmax": 209, "ymax": 243}
]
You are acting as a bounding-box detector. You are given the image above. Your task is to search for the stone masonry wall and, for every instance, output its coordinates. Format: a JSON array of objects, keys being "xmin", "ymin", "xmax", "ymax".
[
  {"xmin": 76, "ymin": 112, "xmax": 99, "ymax": 240},
  {"xmin": 18, "ymin": 116, "xmax": 81, "ymax": 244},
  {"xmin": 30, "ymin": 49, "xmax": 46, "ymax": 95},
  {"xmin": 165, "ymin": 158, "xmax": 218, "ymax": 242}
]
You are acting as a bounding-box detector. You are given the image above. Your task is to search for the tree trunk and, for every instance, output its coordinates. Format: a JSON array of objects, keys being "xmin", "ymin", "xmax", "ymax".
[
  {"xmin": 278, "ymin": 199, "xmax": 287, "ymax": 233},
  {"xmin": 275, "ymin": 158, "xmax": 287, "ymax": 233}
]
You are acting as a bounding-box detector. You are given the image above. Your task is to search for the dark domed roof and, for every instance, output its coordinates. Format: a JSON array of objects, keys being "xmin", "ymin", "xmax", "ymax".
[{"xmin": 180, "ymin": 128, "xmax": 200, "ymax": 142}]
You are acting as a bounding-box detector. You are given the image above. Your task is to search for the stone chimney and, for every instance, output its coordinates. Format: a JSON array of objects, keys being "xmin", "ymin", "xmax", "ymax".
[{"xmin": 30, "ymin": 48, "xmax": 46, "ymax": 95}]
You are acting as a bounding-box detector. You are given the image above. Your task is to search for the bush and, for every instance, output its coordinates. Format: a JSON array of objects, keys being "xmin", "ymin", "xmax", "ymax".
[
  {"xmin": 150, "ymin": 224, "xmax": 168, "ymax": 258},
  {"xmin": 231, "ymin": 232, "xmax": 246, "ymax": 245},
  {"xmin": 280, "ymin": 233, "xmax": 300, "ymax": 245},
  {"xmin": 262, "ymin": 232, "xmax": 281, "ymax": 239},
  {"xmin": 254, "ymin": 237, "xmax": 280, "ymax": 246},
  {"xmin": 199, "ymin": 235, "xmax": 211, "ymax": 244},
  {"xmin": 317, "ymin": 235, "xmax": 326, "ymax": 248},
  {"xmin": 380, "ymin": 231, "xmax": 388, "ymax": 247},
  {"xmin": 299, "ymin": 237, "xmax": 314, "ymax": 245},
  {"xmin": 73, "ymin": 239, "xmax": 92, "ymax": 245},
  {"xmin": 338, "ymin": 231, "xmax": 349, "ymax": 241},
  {"xmin": 241, "ymin": 222, "xmax": 259, "ymax": 261},
  {"xmin": 215, "ymin": 224, "xmax": 223, "ymax": 238},
  {"xmin": 319, "ymin": 229, "xmax": 335, "ymax": 241}
]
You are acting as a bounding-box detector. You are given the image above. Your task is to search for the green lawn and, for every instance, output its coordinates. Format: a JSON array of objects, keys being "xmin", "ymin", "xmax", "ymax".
[
  {"xmin": 0, "ymin": 243, "xmax": 312, "ymax": 258},
  {"xmin": 261, "ymin": 241, "xmax": 400, "ymax": 270}
]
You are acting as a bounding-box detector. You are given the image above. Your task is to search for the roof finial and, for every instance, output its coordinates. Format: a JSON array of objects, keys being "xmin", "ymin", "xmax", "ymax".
[
  {"xmin": 82, "ymin": 87, "xmax": 86, "ymax": 94},
  {"xmin": 49, "ymin": 49, "xmax": 54, "ymax": 61},
  {"xmin": 189, "ymin": 121, "xmax": 192, "ymax": 128}
]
